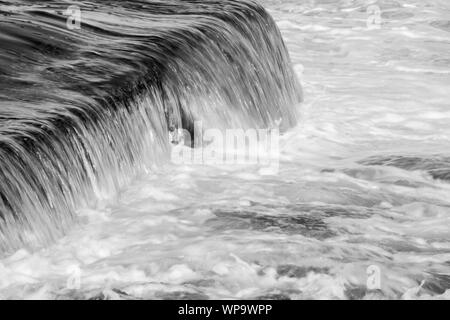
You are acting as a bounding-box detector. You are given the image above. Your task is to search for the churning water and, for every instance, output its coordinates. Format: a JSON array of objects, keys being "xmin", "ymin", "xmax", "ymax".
[{"xmin": 0, "ymin": 0, "xmax": 449, "ymax": 299}]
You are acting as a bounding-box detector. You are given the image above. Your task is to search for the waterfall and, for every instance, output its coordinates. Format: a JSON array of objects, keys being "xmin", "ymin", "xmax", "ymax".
[{"xmin": 0, "ymin": 0, "xmax": 302, "ymax": 253}]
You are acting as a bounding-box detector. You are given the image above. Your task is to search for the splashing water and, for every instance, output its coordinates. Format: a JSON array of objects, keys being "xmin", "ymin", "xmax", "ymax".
[
  {"xmin": 1, "ymin": 0, "xmax": 450, "ymax": 300},
  {"xmin": 0, "ymin": 0, "xmax": 300, "ymax": 252}
]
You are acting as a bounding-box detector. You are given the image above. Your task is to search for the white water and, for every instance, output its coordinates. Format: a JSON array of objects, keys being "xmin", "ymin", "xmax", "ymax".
[{"xmin": 1, "ymin": 0, "xmax": 449, "ymax": 299}]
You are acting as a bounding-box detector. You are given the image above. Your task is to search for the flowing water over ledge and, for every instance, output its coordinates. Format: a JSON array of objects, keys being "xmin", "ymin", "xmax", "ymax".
[{"xmin": 1, "ymin": 0, "xmax": 450, "ymax": 299}]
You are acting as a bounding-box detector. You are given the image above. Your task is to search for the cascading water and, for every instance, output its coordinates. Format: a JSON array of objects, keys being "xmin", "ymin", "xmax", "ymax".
[
  {"xmin": 1, "ymin": 0, "xmax": 448, "ymax": 301},
  {"xmin": 0, "ymin": 0, "xmax": 301, "ymax": 253}
]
